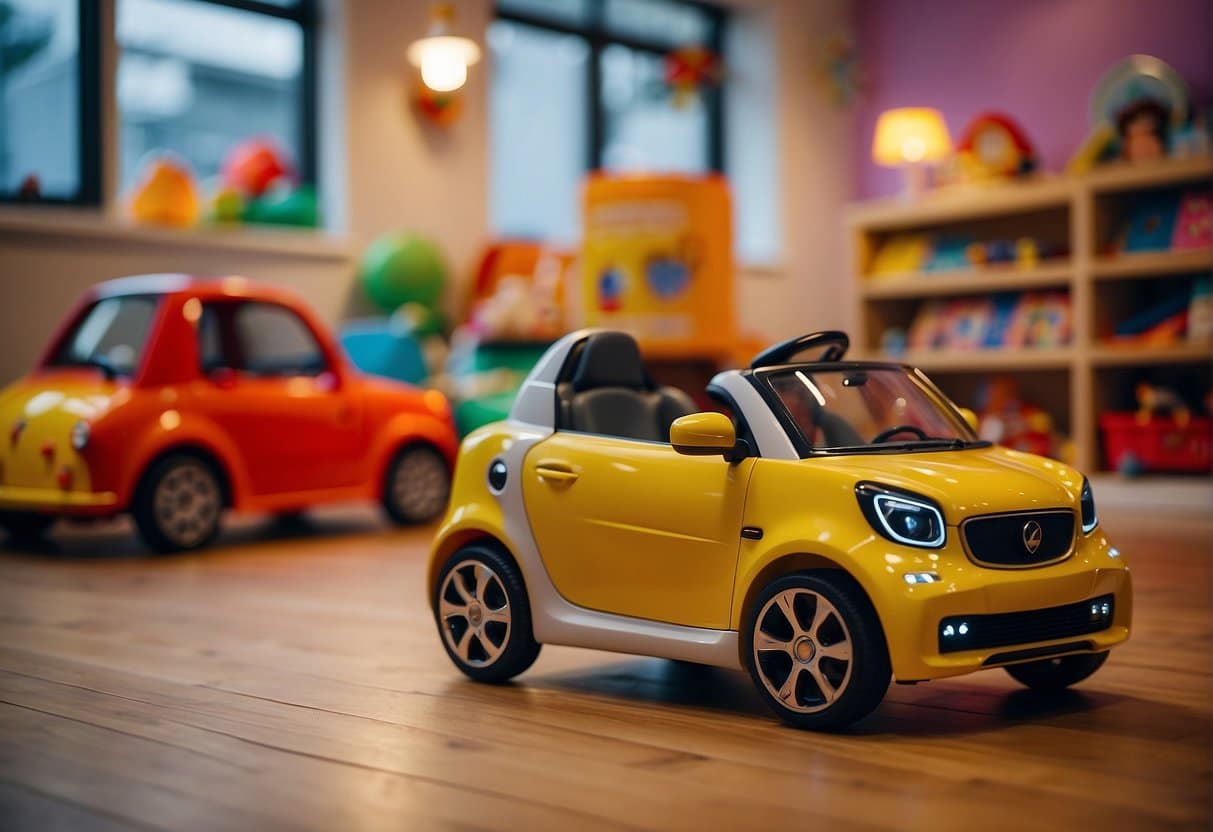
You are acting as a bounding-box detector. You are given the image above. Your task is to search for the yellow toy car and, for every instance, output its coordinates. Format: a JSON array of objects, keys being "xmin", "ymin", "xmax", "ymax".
[{"xmin": 427, "ymin": 330, "xmax": 1131, "ymax": 730}]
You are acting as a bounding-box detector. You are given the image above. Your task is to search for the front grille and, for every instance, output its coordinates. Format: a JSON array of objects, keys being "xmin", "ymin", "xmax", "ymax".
[
  {"xmin": 961, "ymin": 509, "xmax": 1075, "ymax": 567},
  {"xmin": 938, "ymin": 594, "xmax": 1114, "ymax": 654}
]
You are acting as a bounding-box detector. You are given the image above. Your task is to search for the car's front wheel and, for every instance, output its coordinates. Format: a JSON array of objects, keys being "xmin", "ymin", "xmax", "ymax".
[
  {"xmin": 382, "ymin": 445, "xmax": 450, "ymax": 525},
  {"xmin": 433, "ymin": 544, "xmax": 541, "ymax": 683},
  {"xmin": 132, "ymin": 454, "xmax": 224, "ymax": 553},
  {"xmin": 745, "ymin": 572, "xmax": 890, "ymax": 731},
  {"xmin": 0, "ymin": 511, "xmax": 56, "ymax": 546},
  {"xmin": 1004, "ymin": 651, "xmax": 1109, "ymax": 691}
]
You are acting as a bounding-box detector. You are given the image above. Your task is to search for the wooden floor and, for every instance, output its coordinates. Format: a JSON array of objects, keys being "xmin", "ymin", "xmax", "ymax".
[{"xmin": 0, "ymin": 505, "xmax": 1209, "ymax": 831}]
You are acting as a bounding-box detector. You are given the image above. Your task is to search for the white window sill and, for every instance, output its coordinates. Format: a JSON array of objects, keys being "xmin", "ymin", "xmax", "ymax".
[{"xmin": 0, "ymin": 206, "xmax": 352, "ymax": 262}]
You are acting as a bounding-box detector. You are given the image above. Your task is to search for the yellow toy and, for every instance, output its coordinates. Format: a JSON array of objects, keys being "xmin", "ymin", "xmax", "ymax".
[
  {"xmin": 428, "ymin": 330, "xmax": 1131, "ymax": 730},
  {"xmin": 128, "ymin": 156, "xmax": 200, "ymax": 228}
]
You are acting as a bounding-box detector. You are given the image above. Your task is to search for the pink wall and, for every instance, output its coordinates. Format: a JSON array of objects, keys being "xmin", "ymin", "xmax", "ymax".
[{"xmin": 855, "ymin": 0, "xmax": 1213, "ymax": 198}]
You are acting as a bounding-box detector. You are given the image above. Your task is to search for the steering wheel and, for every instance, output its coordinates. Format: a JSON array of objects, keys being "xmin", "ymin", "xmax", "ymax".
[{"xmin": 871, "ymin": 424, "xmax": 929, "ymax": 444}]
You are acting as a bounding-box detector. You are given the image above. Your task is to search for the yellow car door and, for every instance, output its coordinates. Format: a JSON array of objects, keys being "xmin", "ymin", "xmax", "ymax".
[{"xmin": 521, "ymin": 431, "xmax": 756, "ymax": 629}]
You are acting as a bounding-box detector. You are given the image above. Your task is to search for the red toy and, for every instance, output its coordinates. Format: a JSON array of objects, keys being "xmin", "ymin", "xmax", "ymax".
[
  {"xmin": 222, "ymin": 138, "xmax": 295, "ymax": 198},
  {"xmin": 0, "ymin": 275, "xmax": 457, "ymax": 551}
]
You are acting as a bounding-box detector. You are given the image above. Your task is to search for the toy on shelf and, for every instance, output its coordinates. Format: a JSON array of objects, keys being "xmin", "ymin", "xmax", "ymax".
[
  {"xmin": 868, "ymin": 232, "xmax": 1066, "ymax": 278},
  {"xmin": 242, "ymin": 182, "xmax": 319, "ymax": 228},
  {"xmin": 1172, "ymin": 191, "xmax": 1212, "ymax": 251},
  {"xmin": 222, "ymin": 138, "xmax": 294, "ymax": 198},
  {"xmin": 1069, "ymin": 54, "xmax": 1201, "ymax": 172},
  {"xmin": 1105, "ymin": 290, "xmax": 1190, "ymax": 347},
  {"xmin": 868, "ymin": 233, "xmax": 931, "ymax": 276},
  {"xmin": 973, "ymin": 376, "xmax": 1068, "ymax": 460},
  {"xmin": 1136, "ymin": 382, "xmax": 1191, "ymax": 426},
  {"xmin": 952, "ymin": 112, "xmax": 1038, "ymax": 181},
  {"xmin": 127, "ymin": 154, "xmax": 201, "ymax": 228},
  {"xmin": 428, "ymin": 329, "xmax": 1129, "ymax": 731},
  {"xmin": 0, "ymin": 275, "xmax": 458, "ymax": 553},
  {"xmin": 908, "ymin": 292, "xmax": 1071, "ymax": 352},
  {"xmin": 1102, "ymin": 409, "xmax": 1212, "ymax": 474}
]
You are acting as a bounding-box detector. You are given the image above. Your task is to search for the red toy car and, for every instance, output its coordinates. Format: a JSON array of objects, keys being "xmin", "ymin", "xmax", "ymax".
[{"xmin": 0, "ymin": 274, "xmax": 457, "ymax": 552}]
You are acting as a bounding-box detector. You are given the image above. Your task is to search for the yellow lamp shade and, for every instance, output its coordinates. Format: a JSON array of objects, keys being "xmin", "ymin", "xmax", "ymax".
[{"xmin": 872, "ymin": 108, "xmax": 953, "ymax": 167}]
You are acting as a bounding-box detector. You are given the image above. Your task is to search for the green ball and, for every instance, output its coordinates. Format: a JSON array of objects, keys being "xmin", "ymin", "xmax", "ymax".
[{"xmin": 359, "ymin": 233, "xmax": 447, "ymax": 313}]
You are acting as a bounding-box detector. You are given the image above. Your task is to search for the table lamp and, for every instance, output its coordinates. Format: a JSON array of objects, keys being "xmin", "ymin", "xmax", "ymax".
[{"xmin": 872, "ymin": 108, "xmax": 953, "ymax": 199}]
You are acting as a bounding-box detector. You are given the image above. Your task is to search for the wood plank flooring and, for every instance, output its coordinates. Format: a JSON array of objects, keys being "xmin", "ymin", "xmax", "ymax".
[{"xmin": 0, "ymin": 505, "xmax": 1209, "ymax": 831}]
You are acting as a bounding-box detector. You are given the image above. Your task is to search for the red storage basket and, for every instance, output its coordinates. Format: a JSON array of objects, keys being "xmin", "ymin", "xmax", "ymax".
[{"xmin": 1100, "ymin": 412, "xmax": 1213, "ymax": 473}]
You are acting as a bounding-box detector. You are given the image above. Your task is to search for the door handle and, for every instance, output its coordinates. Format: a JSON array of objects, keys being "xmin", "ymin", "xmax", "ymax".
[{"xmin": 535, "ymin": 459, "xmax": 580, "ymax": 484}]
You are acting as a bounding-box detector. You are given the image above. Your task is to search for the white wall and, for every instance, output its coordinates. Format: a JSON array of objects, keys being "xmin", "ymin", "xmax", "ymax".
[{"xmin": 0, "ymin": 0, "xmax": 855, "ymax": 384}]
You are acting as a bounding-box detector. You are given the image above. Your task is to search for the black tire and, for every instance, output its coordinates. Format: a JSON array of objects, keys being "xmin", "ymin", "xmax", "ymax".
[
  {"xmin": 433, "ymin": 543, "xmax": 541, "ymax": 683},
  {"xmin": 1004, "ymin": 651, "xmax": 1109, "ymax": 692},
  {"xmin": 382, "ymin": 445, "xmax": 451, "ymax": 525},
  {"xmin": 744, "ymin": 572, "xmax": 891, "ymax": 731},
  {"xmin": 132, "ymin": 453, "xmax": 224, "ymax": 553},
  {"xmin": 0, "ymin": 512, "xmax": 56, "ymax": 545}
]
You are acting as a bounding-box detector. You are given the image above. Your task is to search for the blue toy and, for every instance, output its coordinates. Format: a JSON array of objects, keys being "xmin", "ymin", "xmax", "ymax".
[{"xmin": 339, "ymin": 318, "xmax": 428, "ymax": 385}]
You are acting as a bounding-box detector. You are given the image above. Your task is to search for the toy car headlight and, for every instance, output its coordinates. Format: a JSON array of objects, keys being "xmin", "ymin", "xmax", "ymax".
[
  {"xmin": 856, "ymin": 483, "xmax": 946, "ymax": 548},
  {"xmin": 70, "ymin": 420, "xmax": 91, "ymax": 451},
  {"xmin": 1080, "ymin": 477, "xmax": 1098, "ymax": 534}
]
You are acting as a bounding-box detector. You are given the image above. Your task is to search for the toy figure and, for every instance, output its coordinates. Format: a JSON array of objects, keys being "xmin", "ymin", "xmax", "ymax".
[
  {"xmin": 1116, "ymin": 99, "xmax": 1169, "ymax": 164},
  {"xmin": 428, "ymin": 329, "xmax": 1129, "ymax": 730},
  {"xmin": 1136, "ymin": 382, "xmax": 1190, "ymax": 427},
  {"xmin": 0, "ymin": 275, "xmax": 458, "ymax": 552}
]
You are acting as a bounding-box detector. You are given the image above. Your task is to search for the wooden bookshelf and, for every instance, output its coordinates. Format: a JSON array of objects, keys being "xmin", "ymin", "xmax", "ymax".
[{"xmin": 848, "ymin": 157, "xmax": 1213, "ymax": 473}]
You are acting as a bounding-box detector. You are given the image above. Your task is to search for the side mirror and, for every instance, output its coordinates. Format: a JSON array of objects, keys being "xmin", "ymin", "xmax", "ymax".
[
  {"xmin": 671, "ymin": 412, "xmax": 738, "ymax": 459},
  {"xmin": 957, "ymin": 407, "xmax": 980, "ymax": 433}
]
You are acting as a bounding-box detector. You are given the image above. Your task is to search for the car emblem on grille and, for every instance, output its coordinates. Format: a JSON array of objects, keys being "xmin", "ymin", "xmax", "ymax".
[{"xmin": 1022, "ymin": 520, "xmax": 1043, "ymax": 554}]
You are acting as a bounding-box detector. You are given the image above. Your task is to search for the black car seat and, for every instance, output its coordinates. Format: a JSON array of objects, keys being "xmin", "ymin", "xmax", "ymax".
[{"xmin": 563, "ymin": 331, "xmax": 697, "ymax": 442}]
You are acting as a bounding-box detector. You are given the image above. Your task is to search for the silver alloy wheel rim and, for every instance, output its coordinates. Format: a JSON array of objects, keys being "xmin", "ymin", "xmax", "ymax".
[
  {"xmin": 753, "ymin": 588, "xmax": 854, "ymax": 714},
  {"xmin": 392, "ymin": 449, "xmax": 449, "ymax": 520},
  {"xmin": 153, "ymin": 461, "xmax": 221, "ymax": 548},
  {"xmin": 438, "ymin": 560, "xmax": 512, "ymax": 667}
]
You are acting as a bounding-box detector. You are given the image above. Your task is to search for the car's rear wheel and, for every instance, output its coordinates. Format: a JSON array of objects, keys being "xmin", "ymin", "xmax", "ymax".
[
  {"xmin": 1004, "ymin": 651, "xmax": 1109, "ymax": 691},
  {"xmin": 746, "ymin": 572, "xmax": 890, "ymax": 731},
  {"xmin": 133, "ymin": 454, "xmax": 224, "ymax": 553},
  {"xmin": 0, "ymin": 511, "xmax": 56, "ymax": 545},
  {"xmin": 382, "ymin": 445, "xmax": 450, "ymax": 525},
  {"xmin": 433, "ymin": 544, "xmax": 541, "ymax": 683}
]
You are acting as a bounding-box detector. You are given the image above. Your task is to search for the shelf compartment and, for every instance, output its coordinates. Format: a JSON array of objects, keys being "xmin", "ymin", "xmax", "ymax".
[
  {"xmin": 1092, "ymin": 249, "xmax": 1213, "ymax": 281},
  {"xmin": 861, "ymin": 262, "xmax": 1071, "ymax": 299}
]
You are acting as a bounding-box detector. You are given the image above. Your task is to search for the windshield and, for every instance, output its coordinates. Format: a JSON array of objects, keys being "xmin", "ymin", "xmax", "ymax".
[
  {"xmin": 760, "ymin": 366, "xmax": 980, "ymax": 454},
  {"xmin": 50, "ymin": 296, "xmax": 159, "ymax": 377}
]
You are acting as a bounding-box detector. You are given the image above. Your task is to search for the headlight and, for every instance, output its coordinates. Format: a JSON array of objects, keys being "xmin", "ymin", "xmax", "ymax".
[
  {"xmin": 70, "ymin": 420, "xmax": 90, "ymax": 451},
  {"xmin": 856, "ymin": 482, "xmax": 946, "ymax": 548},
  {"xmin": 1080, "ymin": 477, "xmax": 1098, "ymax": 533}
]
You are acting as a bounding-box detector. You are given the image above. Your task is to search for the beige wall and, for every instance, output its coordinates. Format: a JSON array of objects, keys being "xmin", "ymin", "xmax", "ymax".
[{"xmin": 0, "ymin": 0, "xmax": 854, "ymax": 384}]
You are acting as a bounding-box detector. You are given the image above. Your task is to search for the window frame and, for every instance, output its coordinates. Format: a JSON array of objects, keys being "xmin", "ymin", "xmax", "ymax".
[
  {"xmin": 0, "ymin": 0, "xmax": 319, "ymax": 207},
  {"xmin": 495, "ymin": 0, "xmax": 726, "ymax": 173},
  {"xmin": 0, "ymin": 0, "xmax": 102, "ymax": 205}
]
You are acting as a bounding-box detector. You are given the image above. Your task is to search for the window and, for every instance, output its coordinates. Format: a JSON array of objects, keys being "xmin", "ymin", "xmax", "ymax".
[
  {"xmin": 234, "ymin": 302, "xmax": 325, "ymax": 376},
  {"xmin": 0, "ymin": 0, "xmax": 100, "ymax": 203},
  {"xmin": 490, "ymin": 0, "xmax": 724, "ymax": 244},
  {"xmin": 52, "ymin": 296, "xmax": 160, "ymax": 376},
  {"xmin": 198, "ymin": 301, "xmax": 326, "ymax": 376},
  {"xmin": 116, "ymin": 0, "xmax": 317, "ymax": 193}
]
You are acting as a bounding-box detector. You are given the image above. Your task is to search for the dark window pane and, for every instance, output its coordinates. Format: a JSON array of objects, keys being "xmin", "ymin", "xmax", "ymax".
[
  {"xmin": 235, "ymin": 303, "xmax": 325, "ymax": 376},
  {"xmin": 0, "ymin": 0, "xmax": 81, "ymax": 200},
  {"xmin": 54, "ymin": 296, "xmax": 159, "ymax": 376},
  {"xmin": 116, "ymin": 0, "xmax": 306, "ymax": 191},
  {"xmin": 488, "ymin": 20, "xmax": 588, "ymax": 243},
  {"xmin": 604, "ymin": 0, "xmax": 711, "ymax": 47},
  {"xmin": 497, "ymin": 0, "xmax": 591, "ymax": 26},
  {"xmin": 600, "ymin": 44, "xmax": 707, "ymax": 173}
]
